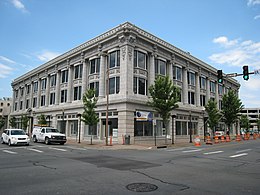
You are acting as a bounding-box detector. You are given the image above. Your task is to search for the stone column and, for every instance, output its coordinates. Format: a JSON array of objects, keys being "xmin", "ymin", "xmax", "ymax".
[
  {"xmin": 99, "ymin": 53, "xmax": 106, "ymax": 98},
  {"xmin": 206, "ymin": 78, "xmax": 210, "ymax": 103},
  {"xmin": 30, "ymin": 82, "xmax": 33, "ymax": 108},
  {"xmin": 149, "ymin": 53, "xmax": 155, "ymax": 88},
  {"xmin": 12, "ymin": 89, "xmax": 15, "ymax": 112},
  {"xmin": 55, "ymin": 70, "xmax": 61, "ymax": 105},
  {"xmin": 67, "ymin": 65, "xmax": 73, "ymax": 103},
  {"xmin": 37, "ymin": 79, "xmax": 40, "ymax": 108},
  {"xmin": 168, "ymin": 60, "xmax": 173, "ymax": 81},
  {"xmin": 46, "ymin": 75, "xmax": 50, "ymax": 106},
  {"xmin": 82, "ymin": 60, "xmax": 88, "ymax": 95},
  {"xmin": 182, "ymin": 67, "xmax": 188, "ymax": 105},
  {"xmin": 195, "ymin": 72, "xmax": 200, "ymax": 106},
  {"xmin": 215, "ymin": 83, "xmax": 219, "ymax": 108}
]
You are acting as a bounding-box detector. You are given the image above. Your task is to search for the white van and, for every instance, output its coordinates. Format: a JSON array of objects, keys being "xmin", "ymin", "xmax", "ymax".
[{"xmin": 32, "ymin": 126, "xmax": 66, "ymax": 145}]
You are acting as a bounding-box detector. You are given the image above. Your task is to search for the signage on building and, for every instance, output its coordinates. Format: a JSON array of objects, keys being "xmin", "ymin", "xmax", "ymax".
[{"xmin": 136, "ymin": 111, "xmax": 153, "ymax": 121}]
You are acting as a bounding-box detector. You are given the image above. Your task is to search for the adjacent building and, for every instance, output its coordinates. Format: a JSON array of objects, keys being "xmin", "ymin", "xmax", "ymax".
[
  {"xmin": 0, "ymin": 97, "xmax": 12, "ymax": 132},
  {"xmin": 241, "ymin": 108, "xmax": 260, "ymax": 131},
  {"xmin": 10, "ymin": 22, "xmax": 240, "ymax": 144}
]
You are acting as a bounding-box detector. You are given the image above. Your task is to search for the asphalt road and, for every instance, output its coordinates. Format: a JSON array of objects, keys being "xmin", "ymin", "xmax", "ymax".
[{"xmin": 0, "ymin": 140, "xmax": 259, "ymax": 195}]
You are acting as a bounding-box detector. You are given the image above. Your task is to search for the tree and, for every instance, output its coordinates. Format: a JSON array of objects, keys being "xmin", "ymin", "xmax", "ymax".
[
  {"xmin": 81, "ymin": 89, "xmax": 99, "ymax": 145},
  {"xmin": 221, "ymin": 90, "xmax": 244, "ymax": 134},
  {"xmin": 240, "ymin": 115, "xmax": 250, "ymax": 132},
  {"xmin": 205, "ymin": 99, "xmax": 221, "ymax": 136},
  {"xmin": 9, "ymin": 116, "xmax": 17, "ymax": 128},
  {"xmin": 148, "ymin": 75, "xmax": 180, "ymax": 144},
  {"xmin": 21, "ymin": 115, "xmax": 29, "ymax": 131},
  {"xmin": 0, "ymin": 116, "xmax": 5, "ymax": 130},
  {"xmin": 38, "ymin": 114, "xmax": 47, "ymax": 126}
]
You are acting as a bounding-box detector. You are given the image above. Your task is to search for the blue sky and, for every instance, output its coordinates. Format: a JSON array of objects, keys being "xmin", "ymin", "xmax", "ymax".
[{"xmin": 0, "ymin": 0, "xmax": 260, "ymax": 108}]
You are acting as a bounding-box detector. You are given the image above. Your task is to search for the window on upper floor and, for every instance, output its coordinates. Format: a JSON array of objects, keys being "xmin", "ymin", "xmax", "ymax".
[
  {"xmin": 90, "ymin": 58, "xmax": 100, "ymax": 74},
  {"xmin": 19, "ymin": 101, "xmax": 23, "ymax": 110},
  {"xmin": 33, "ymin": 82, "xmax": 38, "ymax": 93},
  {"xmin": 210, "ymin": 81, "xmax": 216, "ymax": 93},
  {"xmin": 134, "ymin": 51, "xmax": 146, "ymax": 69},
  {"xmin": 219, "ymin": 100, "xmax": 223, "ymax": 110},
  {"xmin": 89, "ymin": 82, "xmax": 99, "ymax": 97},
  {"xmin": 0, "ymin": 102, "xmax": 3, "ymax": 106},
  {"xmin": 173, "ymin": 66, "xmax": 182, "ymax": 81},
  {"xmin": 40, "ymin": 95, "xmax": 45, "ymax": 106},
  {"xmin": 15, "ymin": 90, "xmax": 18, "ymax": 98},
  {"xmin": 61, "ymin": 70, "xmax": 68, "ymax": 83},
  {"xmin": 74, "ymin": 64, "xmax": 83, "ymax": 79},
  {"xmin": 188, "ymin": 91, "xmax": 195, "ymax": 105},
  {"xmin": 41, "ymin": 78, "xmax": 47, "ymax": 90},
  {"xmin": 50, "ymin": 93, "xmax": 55, "ymax": 105},
  {"xmin": 74, "ymin": 86, "xmax": 82, "ymax": 101},
  {"xmin": 200, "ymin": 95, "xmax": 206, "ymax": 106},
  {"xmin": 155, "ymin": 59, "xmax": 166, "ymax": 75},
  {"xmin": 33, "ymin": 97, "xmax": 37, "ymax": 108},
  {"xmin": 26, "ymin": 84, "xmax": 31, "ymax": 94},
  {"xmin": 14, "ymin": 102, "xmax": 17, "ymax": 111},
  {"xmin": 188, "ymin": 72, "xmax": 195, "ymax": 86},
  {"xmin": 26, "ymin": 99, "xmax": 29, "ymax": 109},
  {"xmin": 109, "ymin": 76, "xmax": 120, "ymax": 94},
  {"xmin": 50, "ymin": 74, "xmax": 56, "ymax": 87},
  {"xmin": 61, "ymin": 89, "xmax": 67, "ymax": 103},
  {"xmin": 109, "ymin": 51, "xmax": 120, "ymax": 68},
  {"xmin": 20, "ymin": 88, "xmax": 24, "ymax": 97},
  {"xmin": 218, "ymin": 84, "xmax": 223, "ymax": 95},
  {"xmin": 200, "ymin": 77, "xmax": 206, "ymax": 89},
  {"xmin": 133, "ymin": 77, "xmax": 147, "ymax": 95}
]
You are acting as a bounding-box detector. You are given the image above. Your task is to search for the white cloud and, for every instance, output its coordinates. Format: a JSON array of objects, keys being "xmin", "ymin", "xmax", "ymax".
[
  {"xmin": 0, "ymin": 63, "xmax": 14, "ymax": 78},
  {"xmin": 254, "ymin": 15, "xmax": 260, "ymax": 20},
  {"xmin": 242, "ymin": 78, "xmax": 260, "ymax": 91},
  {"xmin": 0, "ymin": 56, "xmax": 16, "ymax": 64},
  {"xmin": 36, "ymin": 50, "xmax": 60, "ymax": 62},
  {"xmin": 10, "ymin": 0, "xmax": 28, "ymax": 13},
  {"xmin": 212, "ymin": 36, "xmax": 238, "ymax": 47},
  {"xmin": 247, "ymin": 0, "xmax": 260, "ymax": 6},
  {"xmin": 209, "ymin": 37, "xmax": 260, "ymax": 69}
]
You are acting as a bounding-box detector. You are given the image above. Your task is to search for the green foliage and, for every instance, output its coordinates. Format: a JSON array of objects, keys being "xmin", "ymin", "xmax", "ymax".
[
  {"xmin": 205, "ymin": 99, "xmax": 221, "ymax": 132},
  {"xmin": 240, "ymin": 115, "xmax": 250, "ymax": 131},
  {"xmin": 9, "ymin": 116, "xmax": 17, "ymax": 128},
  {"xmin": 221, "ymin": 90, "xmax": 244, "ymax": 131},
  {"xmin": 81, "ymin": 89, "xmax": 99, "ymax": 129},
  {"xmin": 21, "ymin": 115, "xmax": 29, "ymax": 130},
  {"xmin": 0, "ymin": 117, "xmax": 5, "ymax": 129},
  {"xmin": 148, "ymin": 75, "xmax": 180, "ymax": 139},
  {"xmin": 38, "ymin": 114, "xmax": 47, "ymax": 126}
]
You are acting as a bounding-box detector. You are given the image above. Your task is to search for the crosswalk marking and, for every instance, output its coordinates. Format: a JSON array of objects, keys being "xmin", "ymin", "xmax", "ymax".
[
  {"xmin": 65, "ymin": 146, "xmax": 87, "ymax": 151},
  {"xmin": 236, "ymin": 149, "xmax": 252, "ymax": 153},
  {"xmin": 49, "ymin": 147, "xmax": 67, "ymax": 152},
  {"xmin": 230, "ymin": 153, "xmax": 248, "ymax": 158},
  {"xmin": 182, "ymin": 149, "xmax": 202, "ymax": 153},
  {"xmin": 204, "ymin": 151, "xmax": 223, "ymax": 155},
  {"xmin": 3, "ymin": 150, "xmax": 17, "ymax": 154},
  {"xmin": 27, "ymin": 148, "xmax": 43, "ymax": 153}
]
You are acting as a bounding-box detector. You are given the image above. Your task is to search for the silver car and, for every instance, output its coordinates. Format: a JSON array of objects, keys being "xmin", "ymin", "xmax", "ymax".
[{"xmin": 1, "ymin": 129, "xmax": 30, "ymax": 146}]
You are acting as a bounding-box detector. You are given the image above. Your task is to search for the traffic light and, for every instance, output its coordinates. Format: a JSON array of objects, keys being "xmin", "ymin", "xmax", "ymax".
[
  {"xmin": 217, "ymin": 70, "xmax": 223, "ymax": 83},
  {"xmin": 243, "ymin": 65, "xmax": 249, "ymax": 80}
]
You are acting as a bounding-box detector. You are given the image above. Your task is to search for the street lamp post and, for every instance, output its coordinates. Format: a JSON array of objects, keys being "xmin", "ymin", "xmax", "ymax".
[
  {"xmin": 171, "ymin": 114, "xmax": 176, "ymax": 144},
  {"xmin": 105, "ymin": 69, "xmax": 109, "ymax": 146},
  {"xmin": 189, "ymin": 111, "xmax": 192, "ymax": 143},
  {"xmin": 77, "ymin": 113, "xmax": 81, "ymax": 144}
]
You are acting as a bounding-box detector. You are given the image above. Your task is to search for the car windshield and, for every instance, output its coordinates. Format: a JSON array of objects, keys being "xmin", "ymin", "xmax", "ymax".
[
  {"xmin": 11, "ymin": 130, "xmax": 26, "ymax": 135},
  {"xmin": 46, "ymin": 128, "xmax": 60, "ymax": 133}
]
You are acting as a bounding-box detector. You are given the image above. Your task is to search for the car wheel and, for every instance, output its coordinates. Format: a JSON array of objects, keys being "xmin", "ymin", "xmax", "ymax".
[
  {"xmin": 45, "ymin": 137, "xmax": 49, "ymax": 145},
  {"xmin": 8, "ymin": 140, "xmax": 12, "ymax": 146},
  {"xmin": 33, "ymin": 136, "xmax": 37, "ymax": 143},
  {"xmin": 60, "ymin": 142, "xmax": 64, "ymax": 145}
]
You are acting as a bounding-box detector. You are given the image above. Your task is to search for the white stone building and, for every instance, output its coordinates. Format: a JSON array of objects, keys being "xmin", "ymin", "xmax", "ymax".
[{"xmin": 10, "ymin": 22, "xmax": 240, "ymax": 144}]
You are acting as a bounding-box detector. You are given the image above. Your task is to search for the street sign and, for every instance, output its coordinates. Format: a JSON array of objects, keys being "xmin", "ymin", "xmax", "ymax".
[{"xmin": 254, "ymin": 69, "xmax": 260, "ymax": 75}]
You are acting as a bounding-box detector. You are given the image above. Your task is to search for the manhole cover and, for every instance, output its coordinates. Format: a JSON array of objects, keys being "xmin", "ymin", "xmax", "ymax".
[{"xmin": 126, "ymin": 183, "xmax": 158, "ymax": 192}]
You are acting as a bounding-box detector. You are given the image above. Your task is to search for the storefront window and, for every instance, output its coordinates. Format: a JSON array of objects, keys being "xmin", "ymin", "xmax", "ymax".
[{"xmin": 134, "ymin": 119, "xmax": 153, "ymax": 136}]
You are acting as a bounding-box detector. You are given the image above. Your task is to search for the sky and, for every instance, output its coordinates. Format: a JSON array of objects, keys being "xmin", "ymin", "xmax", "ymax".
[{"xmin": 0, "ymin": 0, "xmax": 260, "ymax": 108}]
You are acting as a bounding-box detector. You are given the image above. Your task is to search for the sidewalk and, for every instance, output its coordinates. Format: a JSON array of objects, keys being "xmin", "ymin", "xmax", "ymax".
[{"xmin": 66, "ymin": 138, "xmax": 196, "ymax": 150}]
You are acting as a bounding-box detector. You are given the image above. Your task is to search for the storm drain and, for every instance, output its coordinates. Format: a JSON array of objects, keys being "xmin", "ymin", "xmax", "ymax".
[{"xmin": 126, "ymin": 183, "xmax": 158, "ymax": 192}]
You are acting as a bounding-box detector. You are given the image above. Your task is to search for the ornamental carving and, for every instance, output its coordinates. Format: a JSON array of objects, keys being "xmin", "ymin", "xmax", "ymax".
[
  {"xmin": 122, "ymin": 46, "xmax": 126, "ymax": 61},
  {"xmin": 128, "ymin": 47, "xmax": 133, "ymax": 61}
]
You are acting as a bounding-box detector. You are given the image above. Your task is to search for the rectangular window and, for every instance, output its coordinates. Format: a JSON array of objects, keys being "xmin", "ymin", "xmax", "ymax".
[
  {"xmin": 61, "ymin": 89, "xmax": 67, "ymax": 103},
  {"xmin": 109, "ymin": 76, "xmax": 120, "ymax": 94},
  {"xmin": 188, "ymin": 91, "xmax": 195, "ymax": 105},
  {"xmin": 200, "ymin": 95, "xmax": 206, "ymax": 106},
  {"xmin": 26, "ymin": 99, "xmax": 29, "ymax": 109},
  {"xmin": 134, "ymin": 51, "xmax": 146, "ymax": 69},
  {"xmin": 74, "ymin": 64, "xmax": 83, "ymax": 79},
  {"xmin": 33, "ymin": 97, "xmax": 37, "ymax": 108},
  {"xmin": 188, "ymin": 72, "xmax": 195, "ymax": 86},
  {"xmin": 26, "ymin": 84, "xmax": 31, "ymax": 94},
  {"xmin": 19, "ymin": 101, "xmax": 23, "ymax": 110},
  {"xmin": 33, "ymin": 81, "xmax": 38, "ymax": 93},
  {"xmin": 218, "ymin": 84, "xmax": 223, "ymax": 95},
  {"xmin": 219, "ymin": 100, "xmax": 223, "ymax": 110},
  {"xmin": 50, "ymin": 93, "xmax": 55, "ymax": 105},
  {"xmin": 90, "ymin": 58, "xmax": 100, "ymax": 74},
  {"xmin": 173, "ymin": 66, "xmax": 182, "ymax": 81},
  {"xmin": 155, "ymin": 59, "xmax": 166, "ymax": 75},
  {"xmin": 41, "ymin": 78, "xmax": 47, "ymax": 90},
  {"xmin": 20, "ymin": 88, "xmax": 24, "ymax": 97},
  {"xmin": 133, "ymin": 77, "xmax": 147, "ymax": 95},
  {"xmin": 210, "ymin": 81, "xmax": 216, "ymax": 93},
  {"xmin": 41, "ymin": 95, "xmax": 45, "ymax": 106},
  {"xmin": 14, "ymin": 102, "xmax": 17, "ymax": 111},
  {"xmin": 109, "ymin": 51, "xmax": 120, "ymax": 68},
  {"xmin": 74, "ymin": 86, "xmax": 82, "ymax": 100},
  {"xmin": 50, "ymin": 74, "xmax": 56, "ymax": 87},
  {"xmin": 200, "ymin": 77, "xmax": 206, "ymax": 89},
  {"xmin": 89, "ymin": 82, "xmax": 99, "ymax": 97},
  {"xmin": 61, "ymin": 70, "xmax": 68, "ymax": 83}
]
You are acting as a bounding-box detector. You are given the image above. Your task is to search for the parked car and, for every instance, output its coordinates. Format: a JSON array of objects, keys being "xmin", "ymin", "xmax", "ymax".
[
  {"xmin": 32, "ymin": 126, "xmax": 66, "ymax": 145},
  {"xmin": 1, "ymin": 129, "xmax": 30, "ymax": 146}
]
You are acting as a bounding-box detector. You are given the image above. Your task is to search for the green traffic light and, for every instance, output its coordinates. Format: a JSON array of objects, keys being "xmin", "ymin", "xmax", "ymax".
[
  {"xmin": 243, "ymin": 75, "xmax": 249, "ymax": 80},
  {"xmin": 218, "ymin": 79, "xmax": 223, "ymax": 83}
]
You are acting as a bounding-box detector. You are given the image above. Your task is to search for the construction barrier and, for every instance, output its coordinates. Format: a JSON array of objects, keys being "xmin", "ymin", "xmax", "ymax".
[
  {"xmin": 226, "ymin": 135, "xmax": 231, "ymax": 142},
  {"xmin": 122, "ymin": 135, "xmax": 125, "ymax": 145},
  {"xmin": 194, "ymin": 136, "xmax": 201, "ymax": 147},
  {"xmin": 236, "ymin": 134, "xmax": 241, "ymax": 141},
  {"xmin": 214, "ymin": 136, "xmax": 219, "ymax": 144},
  {"xmin": 110, "ymin": 136, "xmax": 113, "ymax": 146},
  {"xmin": 253, "ymin": 133, "xmax": 257, "ymax": 140},
  {"xmin": 221, "ymin": 135, "xmax": 225, "ymax": 143},
  {"xmin": 206, "ymin": 136, "xmax": 213, "ymax": 145}
]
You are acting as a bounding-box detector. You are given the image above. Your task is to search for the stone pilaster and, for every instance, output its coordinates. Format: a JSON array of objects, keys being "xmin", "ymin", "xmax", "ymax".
[
  {"xmin": 99, "ymin": 53, "xmax": 106, "ymax": 98},
  {"xmin": 206, "ymin": 77, "xmax": 210, "ymax": 103},
  {"xmin": 215, "ymin": 83, "xmax": 219, "ymax": 108},
  {"xmin": 182, "ymin": 67, "xmax": 188, "ymax": 104},
  {"xmin": 67, "ymin": 65, "xmax": 73, "ymax": 103},
  {"xmin": 55, "ymin": 70, "xmax": 61, "ymax": 105},
  {"xmin": 46, "ymin": 75, "xmax": 50, "ymax": 106},
  {"xmin": 82, "ymin": 60, "xmax": 88, "ymax": 95},
  {"xmin": 195, "ymin": 72, "xmax": 200, "ymax": 106}
]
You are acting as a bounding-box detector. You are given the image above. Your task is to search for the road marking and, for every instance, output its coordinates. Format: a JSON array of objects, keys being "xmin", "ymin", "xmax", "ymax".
[
  {"xmin": 49, "ymin": 147, "xmax": 67, "ymax": 152},
  {"xmin": 2, "ymin": 150, "xmax": 17, "ymax": 154},
  {"xmin": 66, "ymin": 146, "xmax": 87, "ymax": 151},
  {"xmin": 182, "ymin": 149, "xmax": 202, "ymax": 153},
  {"xmin": 230, "ymin": 153, "xmax": 248, "ymax": 158},
  {"xmin": 27, "ymin": 148, "xmax": 43, "ymax": 153},
  {"xmin": 236, "ymin": 149, "xmax": 252, "ymax": 153},
  {"xmin": 204, "ymin": 151, "xmax": 223, "ymax": 155}
]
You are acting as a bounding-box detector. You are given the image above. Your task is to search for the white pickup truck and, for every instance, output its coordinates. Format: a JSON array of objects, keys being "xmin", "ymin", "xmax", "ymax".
[{"xmin": 32, "ymin": 127, "xmax": 67, "ymax": 145}]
